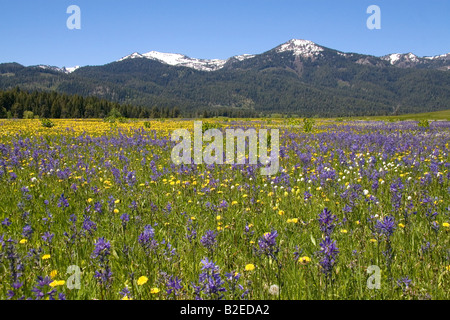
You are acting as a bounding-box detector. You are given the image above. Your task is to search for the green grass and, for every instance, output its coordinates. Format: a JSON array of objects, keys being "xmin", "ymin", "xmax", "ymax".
[{"xmin": 340, "ymin": 109, "xmax": 450, "ymax": 121}]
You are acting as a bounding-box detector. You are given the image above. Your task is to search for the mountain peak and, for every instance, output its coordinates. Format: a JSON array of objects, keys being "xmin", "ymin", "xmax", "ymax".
[
  {"xmin": 382, "ymin": 52, "xmax": 420, "ymax": 65},
  {"xmin": 276, "ymin": 39, "xmax": 324, "ymax": 58},
  {"xmin": 117, "ymin": 50, "xmax": 257, "ymax": 72}
]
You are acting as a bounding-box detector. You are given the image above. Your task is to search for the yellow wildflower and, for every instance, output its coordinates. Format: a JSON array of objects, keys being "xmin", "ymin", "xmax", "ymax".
[
  {"xmin": 298, "ymin": 256, "xmax": 311, "ymax": 265},
  {"xmin": 245, "ymin": 264, "xmax": 255, "ymax": 271},
  {"xmin": 137, "ymin": 276, "xmax": 148, "ymax": 286},
  {"xmin": 49, "ymin": 280, "xmax": 65, "ymax": 287}
]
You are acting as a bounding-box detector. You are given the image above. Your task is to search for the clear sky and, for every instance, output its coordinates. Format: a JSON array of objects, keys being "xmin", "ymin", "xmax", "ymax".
[{"xmin": 0, "ymin": 0, "xmax": 449, "ymax": 68}]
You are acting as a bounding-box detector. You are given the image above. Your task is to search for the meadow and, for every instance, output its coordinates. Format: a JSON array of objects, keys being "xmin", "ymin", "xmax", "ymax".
[{"xmin": 0, "ymin": 117, "xmax": 449, "ymax": 300}]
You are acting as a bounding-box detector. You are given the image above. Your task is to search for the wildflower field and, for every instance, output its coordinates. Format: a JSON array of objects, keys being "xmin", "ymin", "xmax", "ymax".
[{"xmin": 0, "ymin": 118, "xmax": 449, "ymax": 300}]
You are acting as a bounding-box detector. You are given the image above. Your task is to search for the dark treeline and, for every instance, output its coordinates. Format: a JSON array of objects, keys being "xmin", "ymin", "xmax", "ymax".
[
  {"xmin": 0, "ymin": 88, "xmax": 259, "ymax": 119},
  {"xmin": 0, "ymin": 87, "xmax": 145, "ymax": 119}
]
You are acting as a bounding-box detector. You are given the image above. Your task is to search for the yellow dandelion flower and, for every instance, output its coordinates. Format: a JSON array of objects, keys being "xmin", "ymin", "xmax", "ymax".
[
  {"xmin": 298, "ymin": 256, "xmax": 311, "ymax": 265},
  {"xmin": 137, "ymin": 276, "xmax": 148, "ymax": 286},
  {"xmin": 278, "ymin": 210, "xmax": 285, "ymax": 216},
  {"xmin": 245, "ymin": 264, "xmax": 255, "ymax": 271},
  {"xmin": 398, "ymin": 223, "xmax": 405, "ymax": 228},
  {"xmin": 50, "ymin": 270, "xmax": 58, "ymax": 279},
  {"xmin": 50, "ymin": 280, "xmax": 65, "ymax": 287},
  {"xmin": 443, "ymin": 222, "xmax": 450, "ymax": 228},
  {"xmin": 19, "ymin": 239, "xmax": 28, "ymax": 244},
  {"xmin": 340, "ymin": 229, "xmax": 348, "ymax": 234},
  {"xmin": 150, "ymin": 288, "xmax": 160, "ymax": 294},
  {"xmin": 114, "ymin": 209, "xmax": 119, "ymax": 214},
  {"xmin": 122, "ymin": 296, "xmax": 132, "ymax": 300},
  {"xmin": 370, "ymin": 239, "xmax": 377, "ymax": 243},
  {"xmin": 42, "ymin": 254, "xmax": 51, "ymax": 260}
]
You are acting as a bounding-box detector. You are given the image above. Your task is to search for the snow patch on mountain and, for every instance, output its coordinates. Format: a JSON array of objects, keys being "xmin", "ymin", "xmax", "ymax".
[
  {"xmin": 276, "ymin": 39, "xmax": 324, "ymax": 58},
  {"xmin": 35, "ymin": 65, "xmax": 80, "ymax": 74},
  {"xmin": 424, "ymin": 53, "xmax": 450, "ymax": 60},
  {"xmin": 383, "ymin": 54, "xmax": 402, "ymax": 65},
  {"xmin": 64, "ymin": 66, "xmax": 80, "ymax": 73},
  {"xmin": 142, "ymin": 51, "xmax": 227, "ymax": 71},
  {"xmin": 118, "ymin": 51, "xmax": 255, "ymax": 71},
  {"xmin": 232, "ymin": 54, "xmax": 256, "ymax": 61},
  {"xmin": 337, "ymin": 52, "xmax": 352, "ymax": 58}
]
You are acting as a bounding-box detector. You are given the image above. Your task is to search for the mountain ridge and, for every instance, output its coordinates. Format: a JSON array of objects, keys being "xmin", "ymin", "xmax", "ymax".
[
  {"xmin": 1, "ymin": 39, "xmax": 449, "ymax": 118},
  {"xmin": 11, "ymin": 39, "xmax": 449, "ymax": 73}
]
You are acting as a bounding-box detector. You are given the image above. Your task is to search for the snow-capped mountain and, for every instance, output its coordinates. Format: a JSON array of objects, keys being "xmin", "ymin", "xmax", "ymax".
[
  {"xmin": 118, "ymin": 51, "xmax": 256, "ymax": 72},
  {"xmin": 116, "ymin": 39, "xmax": 449, "ymax": 72},
  {"xmin": 2, "ymin": 38, "xmax": 449, "ymax": 118},
  {"xmin": 117, "ymin": 39, "xmax": 328, "ymax": 72},
  {"xmin": 4, "ymin": 39, "xmax": 449, "ymax": 76},
  {"xmin": 275, "ymin": 39, "xmax": 324, "ymax": 58},
  {"xmin": 118, "ymin": 51, "xmax": 226, "ymax": 71},
  {"xmin": 424, "ymin": 53, "xmax": 450, "ymax": 60},
  {"xmin": 382, "ymin": 53, "xmax": 419, "ymax": 65},
  {"xmin": 381, "ymin": 52, "xmax": 450, "ymax": 69},
  {"xmin": 64, "ymin": 66, "xmax": 80, "ymax": 73},
  {"xmin": 28, "ymin": 39, "xmax": 449, "ymax": 73},
  {"xmin": 35, "ymin": 65, "xmax": 80, "ymax": 74},
  {"xmin": 117, "ymin": 51, "xmax": 258, "ymax": 71}
]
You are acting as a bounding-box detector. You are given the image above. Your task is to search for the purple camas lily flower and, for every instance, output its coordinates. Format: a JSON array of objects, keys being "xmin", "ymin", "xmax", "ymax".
[
  {"xmin": 375, "ymin": 216, "xmax": 396, "ymax": 238},
  {"xmin": 186, "ymin": 220, "xmax": 197, "ymax": 243},
  {"xmin": 257, "ymin": 230, "xmax": 279, "ymax": 259},
  {"xmin": 120, "ymin": 213, "xmax": 130, "ymax": 229},
  {"xmin": 57, "ymin": 193, "xmax": 69, "ymax": 209},
  {"xmin": 1, "ymin": 217, "xmax": 11, "ymax": 227},
  {"xmin": 32, "ymin": 276, "xmax": 60, "ymax": 300},
  {"xmin": 91, "ymin": 237, "xmax": 113, "ymax": 288},
  {"xmin": 82, "ymin": 215, "xmax": 97, "ymax": 236},
  {"xmin": 41, "ymin": 232, "xmax": 54, "ymax": 244},
  {"xmin": 318, "ymin": 236, "xmax": 339, "ymax": 278},
  {"xmin": 200, "ymin": 230, "xmax": 217, "ymax": 253},
  {"xmin": 192, "ymin": 258, "xmax": 226, "ymax": 300},
  {"xmin": 94, "ymin": 201, "xmax": 103, "ymax": 214},
  {"xmin": 397, "ymin": 276, "xmax": 412, "ymax": 291},
  {"xmin": 138, "ymin": 225, "xmax": 158, "ymax": 255},
  {"xmin": 91, "ymin": 237, "xmax": 111, "ymax": 260},
  {"xmin": 166, "ymin": 276, "xmax": 183, "ymax": 297},
  {"xmin": 22, "ymin": 225, "xmax": 33, "ymax": 239},
  {"xmin": 318, "ymin": 208, "xmax": 338, "ymax": 236}
]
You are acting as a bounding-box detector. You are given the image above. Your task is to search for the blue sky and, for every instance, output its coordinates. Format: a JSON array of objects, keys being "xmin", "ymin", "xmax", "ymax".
[{"xmin": 0, "ymin": 0, "xmax": 449, "ymax": 68}]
